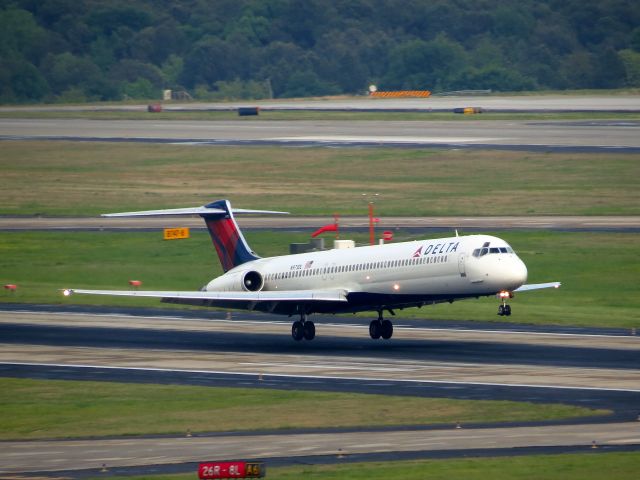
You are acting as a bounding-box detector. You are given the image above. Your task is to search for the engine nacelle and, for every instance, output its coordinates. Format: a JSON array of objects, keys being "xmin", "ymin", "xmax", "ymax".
[
  {"xmin": 205, "ymin": 270, "xmax": 264, "ymax": 292},
  {"xmin": 241, "ymin": 270, "xmax": 263, "ymax": 292}
]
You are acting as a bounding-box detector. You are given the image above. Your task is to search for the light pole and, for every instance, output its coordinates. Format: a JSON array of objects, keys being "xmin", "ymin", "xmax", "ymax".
[{"xmin": 362, "ymin": 193, "xmax": 379, "ymax": 246}]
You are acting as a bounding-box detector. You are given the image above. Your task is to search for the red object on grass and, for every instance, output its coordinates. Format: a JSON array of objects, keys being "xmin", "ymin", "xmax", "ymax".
[
  {"xmin": 4, "ymin": 284, "xmax": 17, "ymax": 291},
  {"xmin": 128, "ymin": 280, "xmax": 142, "ymax": 287},
  {"xmin": 311, "ymin": 223, "xmax": 338, "ymax": 238}
]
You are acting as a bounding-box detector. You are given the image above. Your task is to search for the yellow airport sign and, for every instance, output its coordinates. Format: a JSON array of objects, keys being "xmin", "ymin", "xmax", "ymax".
[{"xmin": 164, "ymin": 227, "xmax": 190, "ymax": 240}]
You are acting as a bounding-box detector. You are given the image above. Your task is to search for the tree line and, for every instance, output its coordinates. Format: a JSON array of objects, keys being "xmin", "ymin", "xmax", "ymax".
[{"xmin": 1, "ymin": 0, "xmax": 640, "ymax": 103}]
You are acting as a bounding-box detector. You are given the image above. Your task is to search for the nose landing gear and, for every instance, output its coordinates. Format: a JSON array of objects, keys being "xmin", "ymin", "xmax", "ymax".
[
  {"xmin": 497, "ymin": 291, "xmax": 513, "ymax": 316},
  {"xmin": 497, "ymin": 303, "xmax": 512, "ymax": 316}
]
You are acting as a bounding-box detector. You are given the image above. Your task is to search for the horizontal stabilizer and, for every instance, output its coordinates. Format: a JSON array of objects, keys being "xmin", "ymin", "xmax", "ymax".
[{"xmin": 102, "ymin": 206, "xmax": 289, "ymax": 217}]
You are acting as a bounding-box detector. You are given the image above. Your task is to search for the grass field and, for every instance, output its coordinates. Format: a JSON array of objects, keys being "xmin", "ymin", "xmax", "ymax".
[
  {"xmin": 97, "ymin": 452, "xmax": 640, "ymax": 480},
  {"xmin": 1, "ymin": 141, "xmax": 639, "ymax": 216},
  {"xmin": 0, "ymin": 378, "xmax": 606, "ymax": 440},
  {"xmin": 1, "ymin": 230, "xmax": 638, "ymax": 328}
]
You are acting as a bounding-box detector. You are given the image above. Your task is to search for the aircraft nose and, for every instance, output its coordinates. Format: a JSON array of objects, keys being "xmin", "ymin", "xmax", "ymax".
[{"xmin": 511, "ymin": 257, "xmax": 528, "ymax": 288}]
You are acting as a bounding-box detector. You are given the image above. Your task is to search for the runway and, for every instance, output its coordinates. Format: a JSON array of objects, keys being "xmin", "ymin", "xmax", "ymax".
[
  {"xmin": 2, "ymin": 422, "xmax": 639, "ymax": 475},
  {"xmin": 2, "ymin": 215, "xmax": 639, "ymax": 232},
  {"xmin": 2, "ymin": 118, "xmax": 640, "ymax": 152},
  {"xmin": 1, "ymin": 307, "xmax": 639, "ymax": 475},
  {"xmin": 2, "ymin": 95, "xmax": 640, "ymax": 112}
]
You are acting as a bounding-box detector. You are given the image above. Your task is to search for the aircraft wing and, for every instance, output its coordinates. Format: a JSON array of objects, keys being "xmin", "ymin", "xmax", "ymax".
[
  {"xmin": 63, "ymin": 288, "xmax": 348, "ymax": 303},
  {"xmin": 514, "ymin": 282, "xmax": 561, "ymax": 292}
]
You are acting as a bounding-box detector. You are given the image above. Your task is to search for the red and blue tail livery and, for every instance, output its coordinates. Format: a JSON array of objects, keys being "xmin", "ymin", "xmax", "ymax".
[{"xmin": 201, "ymin": 200, "xmax": 260, "ymax": 272}]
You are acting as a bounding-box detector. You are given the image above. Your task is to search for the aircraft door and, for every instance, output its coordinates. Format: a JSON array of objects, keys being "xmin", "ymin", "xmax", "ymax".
[{"xmin": 458, "ymin": 252, "xmax": 467, "ymax": 277}]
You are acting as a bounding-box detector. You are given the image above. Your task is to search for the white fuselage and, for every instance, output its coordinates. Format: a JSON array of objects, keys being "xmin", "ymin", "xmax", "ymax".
[{"xmin": 205, "ymin": 234, "xmax": 528, "ymax": 313}]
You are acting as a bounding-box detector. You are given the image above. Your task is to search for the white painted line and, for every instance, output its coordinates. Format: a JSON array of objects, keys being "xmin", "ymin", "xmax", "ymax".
[
  {"xmin": 5, "ymin": 361, "xmax": 640, "ymax": 393},
  {"xmin": 5, "ymin": 310, "xmax": 294, "ymax": 327},
  {"xmin": 271, "ymin": 135, "xmax": 502, "ymax": 144},
  {"xmin": 240, "ymin": 362, "xmax": 413, "ymax": 372},
  {"xmin": 407, "ymin": 327, "xmax": 639, "ymax": 340}
]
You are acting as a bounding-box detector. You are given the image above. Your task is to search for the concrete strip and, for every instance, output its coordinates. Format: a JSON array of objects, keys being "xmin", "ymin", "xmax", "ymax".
[
  {"xmin": 2, "ymin": 95, "xmax": 640, "ymax": 112},
  {"xmin": 1, "ymin": 311, "xmax": 638, "ymax": 350},
  {"xmin": 2, "ymin": 343, "xmax": 639, "ymax": 392},
  {"xmin": 1, "ymin": 216, "xmax": 639, "ymax": 231},
  {"xmin": 1, "ymin": 118, "xmax": 639, "ymax": 149},
  {"xmin": 1, "ymin": 422, "xmax": 638, "ymax": 473}
]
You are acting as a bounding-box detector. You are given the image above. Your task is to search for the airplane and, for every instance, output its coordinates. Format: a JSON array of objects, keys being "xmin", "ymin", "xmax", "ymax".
[{"xmin": 63, "ymin": 199, "xmax": 560, "ymax": 341}]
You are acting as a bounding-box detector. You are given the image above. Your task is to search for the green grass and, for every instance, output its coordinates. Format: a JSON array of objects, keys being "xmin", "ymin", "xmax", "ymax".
[
  {"xmin": 1, "ymin": 141, "xmax": 639, "ymax": 216},
  {"xmin": 255, "ymin": 454, "xmax": 640, "ymax": 480},
  {"xmin": 0, "ymin": 378, "xmax": 607, "ymax": 440},
  {"xmin": 94, "ymin": 452, "xmax": 640, "ymax": 480},
  {"xmin": 1, "ymin": 230, "xmax": 638, "ymax": 328}
]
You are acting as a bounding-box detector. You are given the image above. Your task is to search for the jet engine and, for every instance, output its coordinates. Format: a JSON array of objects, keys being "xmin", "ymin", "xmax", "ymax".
[
  {"xmin": 241, "ymin": 270, "xmax": 263, "ymax": 292},
  {"xmin": 204, "ymin": 269, "xmax": 264, "ymax": 292}
]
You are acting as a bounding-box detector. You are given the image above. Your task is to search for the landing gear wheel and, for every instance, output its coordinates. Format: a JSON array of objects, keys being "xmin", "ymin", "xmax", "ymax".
[
  {"xmin": 303, "ymin": 321, "xmax": 316, "ymax": 341},
  {"xmin": 292, "ymin": 321, "xmax": 304, "ymax": 341},
  {"xmin": 504, "ymin": 304, "xmax": 511, "ymax": 316},
  {"xmin": 369, "ymin": 320, "xmax": 382, "ymax": 340},
  {"xmin": 381, "ymin": 319, "xmax": 393, "ymax": 339},
  {"xmin": 498, "ymin": 305, "xmax": 505, "ymax": 316}
]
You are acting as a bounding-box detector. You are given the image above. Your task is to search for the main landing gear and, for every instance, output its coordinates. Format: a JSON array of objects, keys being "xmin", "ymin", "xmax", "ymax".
[
  {"xmin": 369, "ymin": 311, "xmax": 393, "ymax": 340},
  {"xmin": 292, "ymin": 314, "xmax": 315, "ymax": 341}
]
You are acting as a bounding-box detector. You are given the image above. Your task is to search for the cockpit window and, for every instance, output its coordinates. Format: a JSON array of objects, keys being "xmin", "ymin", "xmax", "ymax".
[{"xmin": 472, "ymin": 244, "xmax": 515, "ymax": 257}]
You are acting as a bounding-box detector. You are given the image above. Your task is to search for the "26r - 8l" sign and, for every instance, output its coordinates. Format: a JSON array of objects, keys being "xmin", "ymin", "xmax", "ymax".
[{"xmin": 198, "ymin": 462, "xmax": 265, "ymax": 479}]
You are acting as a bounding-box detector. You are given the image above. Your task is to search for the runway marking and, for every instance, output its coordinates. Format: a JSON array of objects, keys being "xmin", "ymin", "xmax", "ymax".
[
  {"xmin": 271, "ymin": 135, "xmax": 503, "ymax": 144},
  {"xmin": 5, "ymin": 310, "xmax": 295, "ymax": 327},
  {"xmin": 5, "ymin": 361, "xmax": 640, "ymax": 393},
  {"xmin": 240, "ymin": 362, "xmax": 415, "ymax": 372},
  {"xmin": 413, "ymin": 327, "xmax": 640, "ymax": 340}
]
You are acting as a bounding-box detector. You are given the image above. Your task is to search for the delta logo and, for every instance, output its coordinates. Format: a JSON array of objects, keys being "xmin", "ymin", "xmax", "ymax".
[{"xmin": 413, "ymin": 241, "xmax": 460, "ymax": 258}]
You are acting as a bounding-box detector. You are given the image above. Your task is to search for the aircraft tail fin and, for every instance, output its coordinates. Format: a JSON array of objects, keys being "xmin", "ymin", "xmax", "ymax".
[
  {"xmin": 103, "ymin": 200, "xmax": 288, "ymax": 272},
  {"xmin": 199, "ymin": 200, "xmax": 261, "ymax": 272}
]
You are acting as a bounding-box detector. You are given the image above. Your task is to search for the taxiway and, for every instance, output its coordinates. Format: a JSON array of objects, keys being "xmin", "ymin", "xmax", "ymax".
[
  {"xmin": 1, "ymin": 118, "xmax": 640, "ymax": 152},
  {"xmin": 1, "ymin": 215, "xmax": 639, "ymax": 232}
]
